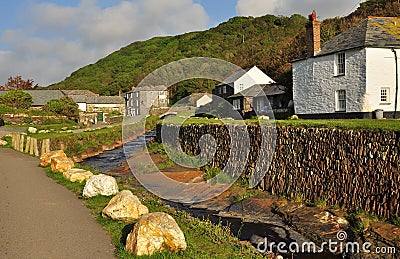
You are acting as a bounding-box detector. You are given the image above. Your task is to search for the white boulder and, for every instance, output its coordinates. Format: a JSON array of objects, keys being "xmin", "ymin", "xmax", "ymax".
[
  {"xmin": 28, "ymin": 127, "xmax": 37, "ymax": 134},
  {"xmin": 0, "ymin": 139, "xmax": 7, "ymax": 146},
  {"xmin": 82, "ymin": 174, "xmax": 119, "ymax": 198}
]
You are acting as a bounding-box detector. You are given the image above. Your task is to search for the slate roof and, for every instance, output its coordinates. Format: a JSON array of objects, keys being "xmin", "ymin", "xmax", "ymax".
[
  {"xmin": 228, "ymin": 84, "xmax": 286, "ymax": 99},
  {"xmin": 295, "ymin": 17, "xmax": 400, "ymax": 61},
  {"xmin": 62, "ymin": 90, "xmax": 98, "ymax": 96},
  {"xmin": 25, "ymin": 90, "xmax": 65, "ymax": 106}
]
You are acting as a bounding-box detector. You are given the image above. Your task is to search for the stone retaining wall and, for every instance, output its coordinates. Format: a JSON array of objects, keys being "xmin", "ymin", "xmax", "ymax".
[
  {"xmin": 2, "ymin": 113, "xmax": 68, "ymax": 125},
  {"xmin": 156, "ymin": 124, "xmax": 400, "ymax": 219}
]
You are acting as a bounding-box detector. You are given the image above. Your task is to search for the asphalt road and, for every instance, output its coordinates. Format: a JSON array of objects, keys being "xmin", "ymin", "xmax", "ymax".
[{"xmin": 0, "ymin": 148, "xmax": 115, "ymax": 259}]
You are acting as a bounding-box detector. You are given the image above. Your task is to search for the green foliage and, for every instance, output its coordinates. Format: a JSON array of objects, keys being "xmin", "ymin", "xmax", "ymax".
[
  {"xmin": 44, "ymin": 99, "xmax": 64, "ymax": 114},
  {"xmin": 43, "ymin": 97, "xmax": 79, "ymax": 120},
  {"xmin": 203, "ymin": 166, "xmax": 222, "ymax": 180},
  {"xmin": 47, "ymin": 1, "xmax": 399, "ymax": 104},
  {"xmin": 392, "ymin": 217, "xmax": 400, "ymax": 227},
  {"xmin": 0, "ymin": 90, "xmax": 33, "ymax": 109},
  {"xmin": 48, "ymin": 14, "xmax": 308, "ymax": 101},
  {"xmin": 109, "ymin": 110, "xmax": 122, "ymax": 116},
  {"xmin": 346, "ymin": 210, "xmax": 379, "ymax": 234},
  {"xmin": 23, "ymin": 117, "xmax": 33, "ymax": 124},
  {"xmin": 145, "ymin": 115, "xmax": 160, "ymax": 131}
]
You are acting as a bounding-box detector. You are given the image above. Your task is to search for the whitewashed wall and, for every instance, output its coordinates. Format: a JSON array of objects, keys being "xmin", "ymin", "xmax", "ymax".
[
  {"xmin": 365, "ymin": 47, "xmax": 400, "ymax": 112},
  {"xmin": 293, "ymin": 48, "xmax": 367, "ymax": 115},
  {"xmin": 77, "ymin": 102, "xmax": 87, "ymax": 112},
  {"xmin": 196, "ymin": 94, "xmax": 212, "ymax": 107},
  {"xmin": 233, "ymin": 66, "xmax": 275, "ymax": 94}
]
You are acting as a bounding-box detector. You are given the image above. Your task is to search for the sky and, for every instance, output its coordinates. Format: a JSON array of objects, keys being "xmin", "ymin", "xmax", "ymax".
[{"xmin": 0, "ymin": 0, "xmax": 366, "ymax": 87}]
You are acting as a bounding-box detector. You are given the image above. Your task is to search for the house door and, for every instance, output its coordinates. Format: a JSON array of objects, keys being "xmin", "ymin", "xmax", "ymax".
[{"xmin": 97, "ymin": 113, "xmax": 104, "ymax": 122}]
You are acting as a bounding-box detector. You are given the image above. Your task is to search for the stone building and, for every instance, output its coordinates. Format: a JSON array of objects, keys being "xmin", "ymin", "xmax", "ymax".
[{"xmin": 124, "ymin": 85, "xmax": 169, "ymax": 116}]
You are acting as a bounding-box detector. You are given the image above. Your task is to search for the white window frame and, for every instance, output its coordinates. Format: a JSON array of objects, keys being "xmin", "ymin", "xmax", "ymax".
[
  {"xmin": 239, "ymin": 83, "xmax": 244, "ymax": 92},
  {"xmin": 335, "ymin": 52, "xmax": 346, "ymax": 76},
  {"xmin": 223, "ymin": 85, "xmax": 227, "ymax": 94},
  {"xmin": 233, "ymin": 99, "xmax": 241, "ymax": 110},
  {"xmin": 336, "ymin": 90, "xmax": 346, "ymax": 112},
  {"xmin": 380, "ymin": 87, "xmax": 390, "ymax": 103}
]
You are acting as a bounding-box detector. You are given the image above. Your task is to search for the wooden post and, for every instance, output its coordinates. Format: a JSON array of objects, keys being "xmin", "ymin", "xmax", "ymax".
[
  {"xmin": 25, "ymin": 137, "xmax": 31, "ymax": 153},
  {"xmin": 11, "ymin": 133, "xmax": 15, "ymax": 149},
  {"xmin": 45, "ymin": 139, "xmax": 51, "ymax": 153},
  {"xmin": 19, "ymin": 135, "xmax": 24, "ymax": 152},
  {"xmin": 29, "ymin": 137, "xmax": 34, "ymax": 155},
  {"xmin": 33, "ymin": 138, "xmax": 39, "ymax": 157}
]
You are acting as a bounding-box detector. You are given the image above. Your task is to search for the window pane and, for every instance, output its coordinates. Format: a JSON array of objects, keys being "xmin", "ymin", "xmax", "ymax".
[
  {"xmin": 337, "ymin": 53, "xmax": 345, "ymax": 75},
  {"xmin": 381, "ymin": 88, "xmax": 389, "ymax": 102},
  {"xmin": 336, "ymin": 90, "xmax": 346, "ymax": 111}
]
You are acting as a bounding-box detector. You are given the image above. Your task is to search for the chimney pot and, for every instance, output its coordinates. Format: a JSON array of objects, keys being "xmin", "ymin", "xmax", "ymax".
[{"xmin": 306, "ymin": 11, "xmax": 321, "ymax": 58}]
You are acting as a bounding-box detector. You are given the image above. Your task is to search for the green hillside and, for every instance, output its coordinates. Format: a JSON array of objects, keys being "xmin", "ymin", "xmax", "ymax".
[{"xmin": 48, "ymin": 0, "xmax": 400, "ymax": 102}]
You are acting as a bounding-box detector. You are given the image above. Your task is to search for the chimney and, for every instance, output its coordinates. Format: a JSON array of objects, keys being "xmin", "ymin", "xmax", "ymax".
[{"xmin": 306, "ymin": 10, "xmax": 321, "ymax": 58}]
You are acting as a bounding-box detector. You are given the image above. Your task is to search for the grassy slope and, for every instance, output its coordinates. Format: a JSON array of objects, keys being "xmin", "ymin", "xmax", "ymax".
[{"xmin": 48, "ymin": 14, "xmax": 307, "ymax": 99}]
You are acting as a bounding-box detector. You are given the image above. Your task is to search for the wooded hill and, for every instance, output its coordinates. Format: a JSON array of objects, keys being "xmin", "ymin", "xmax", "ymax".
[{"xmin": 47, "ymin": 0, "xmax": 400, "ymax": 103}]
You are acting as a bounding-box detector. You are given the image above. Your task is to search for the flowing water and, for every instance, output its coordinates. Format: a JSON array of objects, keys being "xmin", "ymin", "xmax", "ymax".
[{"xmin": 81, "ymin": 131, "xmax": 156, "ymax": 173}]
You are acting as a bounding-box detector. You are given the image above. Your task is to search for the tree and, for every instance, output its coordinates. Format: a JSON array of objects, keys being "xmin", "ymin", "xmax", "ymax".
[
  {"xmin": 44, "ymin": 97, "xmax": 79, "ymax": 120},
  {"xmin": 0, "ymin": 76, "xmax": 38, "ymax": 90},
  {"xmin": 0, "ymin": 90, "xmax": 33, "ymax": 109}
]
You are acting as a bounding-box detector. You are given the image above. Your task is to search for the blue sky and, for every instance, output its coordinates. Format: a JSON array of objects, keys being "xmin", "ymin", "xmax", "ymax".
[{"xmin": 0, "ymin": 0, "xmax": 366, "ymax": 86}]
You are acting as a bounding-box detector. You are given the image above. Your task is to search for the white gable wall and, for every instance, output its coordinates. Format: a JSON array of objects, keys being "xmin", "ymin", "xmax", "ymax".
[
  {"xmin": 293, "ymin": 48, "xmax": 367, "ymax": 115},
  {"xmin": 365, "ymin": 47, "xmax": 400, "ymax": 112},
  {"xmin": 233, "ymin": 66, "xmax": 275, "ymax": 94},
  {"xmin": 196, "ymin": 95, "xmax": 212, "ymax": 107},
  {"xmin": 77, "ymin": 102, "xmax": 87, "ymax": 112}
]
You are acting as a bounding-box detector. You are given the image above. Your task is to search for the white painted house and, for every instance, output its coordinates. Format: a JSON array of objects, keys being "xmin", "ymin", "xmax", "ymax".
[
  {"xmin": 292, "ymin": 14, "xmax": 400, "ymax": 118},
  {"xmin": 213, "ymin": 66, "xmax": 275, "ymax": 99}
]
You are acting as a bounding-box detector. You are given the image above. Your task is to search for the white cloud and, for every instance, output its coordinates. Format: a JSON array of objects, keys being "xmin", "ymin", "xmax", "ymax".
[
  {"xmin": 0, "ymin": 0, "xmax": 209, "ymax": 86},
  {"xmin": 236, "ymin": 0, "xmax": 367, "ymax": 19}
]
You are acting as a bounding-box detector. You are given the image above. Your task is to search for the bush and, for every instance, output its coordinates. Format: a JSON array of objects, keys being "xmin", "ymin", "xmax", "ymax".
[
  {"xmin": 0, "ymin": 90, "xmax": 33, "ymax": 109},
  {"xmin": 44, "ymin": 97, "xmax": 79, "ymax": 120}
]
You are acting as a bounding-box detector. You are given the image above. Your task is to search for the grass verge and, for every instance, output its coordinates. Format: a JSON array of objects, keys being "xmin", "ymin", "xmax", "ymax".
[{"xmin": 44, "ymin": 167, "xmax": 263, "ymax": 258}]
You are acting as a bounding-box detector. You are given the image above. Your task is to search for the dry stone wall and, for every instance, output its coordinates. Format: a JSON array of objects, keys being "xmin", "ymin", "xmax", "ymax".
[{"xmin": 156, "ymin": 124, "xmax": 400, "ymax": 219}]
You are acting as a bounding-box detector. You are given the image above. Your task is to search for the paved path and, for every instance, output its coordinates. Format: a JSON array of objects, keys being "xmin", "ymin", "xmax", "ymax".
[{"xmin": 0, "ymin": 148, "xmax": 115, "ymax": 259}]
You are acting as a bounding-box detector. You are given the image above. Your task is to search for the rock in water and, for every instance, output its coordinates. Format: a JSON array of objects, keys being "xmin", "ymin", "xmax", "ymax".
[
  {"xmin": 50, "ymin": 156, "xmax": 74, "ymax": 173},
  {"xmin": 82, "ymin": 174, "xmax": 119, "ymax": 198},
  {"xmin": 63, "ymin": 168, "xmax": 93, "ymax": 183},
  {"xmin": 40, "ymin": 150, "xmax": 67, "ymax": 167},
  {"xmin": 125, "ymin": 212, "xmax": 187, "ymax": 256},
  {"xmin": 102, "ymin": 190, "xmax": 148, "ymax": 222}
]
